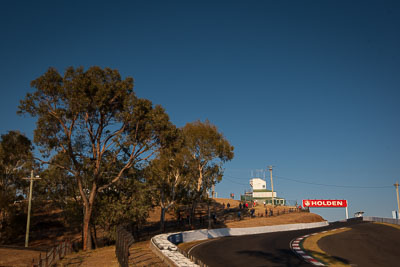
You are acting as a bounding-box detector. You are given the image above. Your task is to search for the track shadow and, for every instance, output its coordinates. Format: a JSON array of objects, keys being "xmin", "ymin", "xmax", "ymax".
[{"xmin": 237, "ymin": 248, "xmax": 311, "ymax": 267}]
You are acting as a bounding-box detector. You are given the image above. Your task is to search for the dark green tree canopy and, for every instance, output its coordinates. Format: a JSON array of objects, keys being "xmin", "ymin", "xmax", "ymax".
[
  {"xmin": 0, "ymin": 131, "xmax": 34, "ymax": 242},
  {"xmin": 0, "ymin": 130, "xmax": 33, "ymax": 192}
]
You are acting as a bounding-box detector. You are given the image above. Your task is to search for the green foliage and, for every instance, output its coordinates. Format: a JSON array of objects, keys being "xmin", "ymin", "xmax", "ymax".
[
  {"xmin": 0, "ymin": 131, "xmax": 34, "ymax": 242},
  {"xmin": 36, "ymin": 160, "xmax": 82, "ymax": 230},
  {"xmin": 0, "ymin": 131, "xmax": 33, "ymax": 194},
  {"xmin": 146, "ymin": 128, "xmax": 191, "ymax": 230},
  {"xmin": 93, "ymin": 173, "xmax": 152, "ymax": 241},
  {"xmin": 145, "ymin": 120, "xmax": 234, "ymax": 228},
  {"xmin": 0, "ymin": 202, "xmax": 27, "ymax": 244},
  {"xmin": 182, "ymin": 120, "xmax": 234, "ymax": 195}
]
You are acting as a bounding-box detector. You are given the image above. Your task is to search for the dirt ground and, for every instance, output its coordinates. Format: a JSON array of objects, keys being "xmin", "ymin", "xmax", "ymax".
[
  {"xmin": 0, "ymin": 247, "xmax": 44, "ymax": 267},
  {"xmin": 56, "ymin": 246, "xmax": 119, "ymax": 267}
]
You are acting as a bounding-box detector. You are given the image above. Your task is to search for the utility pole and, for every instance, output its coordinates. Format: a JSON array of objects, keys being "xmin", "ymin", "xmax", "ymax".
[
  {"xmin": 23, "ymin": 170, "xmax": 41, "ymax": 247},
  {"xmin": 395, "ymin": 182, "xmax": 400, "ymax": 218},
  {"xmin": 268, "ymin": 166, "xmax": 275, "ymax": 206}
]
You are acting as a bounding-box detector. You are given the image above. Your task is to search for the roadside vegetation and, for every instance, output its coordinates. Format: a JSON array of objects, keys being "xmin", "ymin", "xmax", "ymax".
[
  {"xmin": 0, "ymin": 66, "xmax": 235, "ymax": 260},
  {"xmin": 1, "ymin": 66, "xmax": 326, "ymax": 267}
]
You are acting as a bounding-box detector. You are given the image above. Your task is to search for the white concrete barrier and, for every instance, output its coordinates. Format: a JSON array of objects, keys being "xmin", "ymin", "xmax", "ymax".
[{"xmin": 151, "ymin": 221, "xmax": 328, "ymax": 267}]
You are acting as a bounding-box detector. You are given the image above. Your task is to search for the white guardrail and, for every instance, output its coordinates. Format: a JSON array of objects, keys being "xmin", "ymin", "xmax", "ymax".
[{"xmin": 150, "ymin": 221, "xmax": 329, "ymax": 267}]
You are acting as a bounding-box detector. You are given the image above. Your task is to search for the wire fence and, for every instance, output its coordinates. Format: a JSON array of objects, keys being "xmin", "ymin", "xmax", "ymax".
[{"xmin": 29, "ymin": 239, "xmax": 79, "ymax": 267}]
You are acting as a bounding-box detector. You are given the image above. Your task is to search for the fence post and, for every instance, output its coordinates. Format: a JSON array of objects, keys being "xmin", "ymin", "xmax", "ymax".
[
  {"xmin": 53, "ymin": 245, "xmax": 56, "ymax": 265},
  {"xmin": 45, "ymin": 249, "xmax": 48, "ymax": 267},
  {"xmin": 115, "ymin": 224, "xmax": 135, "ymax": 267}
]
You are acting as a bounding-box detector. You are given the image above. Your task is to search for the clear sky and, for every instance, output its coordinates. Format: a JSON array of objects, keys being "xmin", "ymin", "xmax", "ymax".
[{"xmin": 1, "ymin": 0, "xmax": 399, "ymax": 221}]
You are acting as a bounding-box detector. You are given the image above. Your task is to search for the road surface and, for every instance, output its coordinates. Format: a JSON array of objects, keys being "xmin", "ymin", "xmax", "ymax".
[
  {"xmin": 190, "ymin": 221, "xmax": 399, "ymax": 267},
  {"xmin": 318, "ymin": 222, "xmax": 400, "ymax": 267}
]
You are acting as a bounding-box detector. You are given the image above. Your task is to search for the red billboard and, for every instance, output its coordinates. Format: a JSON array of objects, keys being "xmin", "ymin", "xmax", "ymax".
[{"xmin": 302, "ymin": 199, "xmax": 347, "ymax": 208}]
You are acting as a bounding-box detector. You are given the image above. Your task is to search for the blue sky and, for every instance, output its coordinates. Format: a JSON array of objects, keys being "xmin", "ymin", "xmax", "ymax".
[{"xmin": 1, "ymin": 0, "xmax": 399, "ymax": 221}]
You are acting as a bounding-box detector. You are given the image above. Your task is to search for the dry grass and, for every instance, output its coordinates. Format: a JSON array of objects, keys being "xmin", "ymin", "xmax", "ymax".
[
  {"xmin": 129, "ymin": 241, "xmax": 167, "ymax": 267},
  {"xmin": 0, "ymin": 247, "xmax": 43, "ymax": 267},
  {"xmin": 225, "ymin": 212, "xmax": 324, "ymax": 228},
  {"xmin": 57, "ymin": 246, "xmax": 119, "ymax": 267},
  {"xmin": 302, "ymin": 228, "xmax": 351, "ymax": 267}
]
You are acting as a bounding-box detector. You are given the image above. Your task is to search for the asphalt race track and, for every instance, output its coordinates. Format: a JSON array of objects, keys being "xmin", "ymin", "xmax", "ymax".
[
  {"xmin": 318, "ymin": 222, "xmax": 400, "ymax": 267},
  {"xmin": 189, "ymin": 221, "xmax": 400, "ymax": 267}
]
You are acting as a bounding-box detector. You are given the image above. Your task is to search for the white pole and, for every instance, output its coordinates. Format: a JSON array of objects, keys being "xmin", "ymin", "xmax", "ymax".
[
  {"xmin": 345, "ymin": 206, "xmax": 349, "ymax": 219},
  {"xmin": 268, "ymin": 166, "xmax": 274, "ymax": 206},
  {"xmin": 394, "ymin": 182, "xmax": 400, "ymax": 216},
  {"xmin": 25, "ymin": 170, "xmax": 34, "ymax": 247},
  {"xmin": 23, "ymin": 171, "xmax": 41, "ymax": 248}
]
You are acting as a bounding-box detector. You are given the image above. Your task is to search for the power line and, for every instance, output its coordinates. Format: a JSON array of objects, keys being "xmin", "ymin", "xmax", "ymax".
[
  {"xmin": 274, "ymin": 175, "xmax": 392, "ymax": 189},
  {"xmin": 222, "ymin": 176, "xmax": 248, "ymax": 186},
  {"xmin": 224, "ymin": 175, "xmax": 248, "ymax": 180},
  {"xmin": 222, "ymin": 174, "xmax": 392, "ymax": 189}
]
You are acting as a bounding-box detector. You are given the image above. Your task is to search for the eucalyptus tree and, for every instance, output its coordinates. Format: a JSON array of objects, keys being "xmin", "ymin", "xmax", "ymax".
[
  {"xmin": 147, "ymin": 129, "xmax": 191, "ymax": 231},
  {"xmin": 0, "ymin": 131, "xmax": 33, "ymax": 196},
  {"xmin": 18, "ymin": 66, "xmax": 174, "ymax": 250},
  {"xmin": 182, "ymin": 120, "xmax": 234, "ymax": 223}
]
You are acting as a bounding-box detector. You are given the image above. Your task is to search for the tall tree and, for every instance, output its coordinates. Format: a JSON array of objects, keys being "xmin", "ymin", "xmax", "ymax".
[
  {"xmin": 147, "ymin": 129, "xmax": 190, "ymax": 232},
  {"xmin": 182, "ymin": 120, "xmax": 234, "ymax": 223},
  {"xmin": 18, "ymin": 66, "xmax": 174, "ymax": 250}
]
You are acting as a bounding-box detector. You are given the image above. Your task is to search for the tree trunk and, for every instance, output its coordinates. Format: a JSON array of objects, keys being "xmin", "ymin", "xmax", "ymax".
[
  {"xmin": 160, "ymin": 190, "xmax": 165, "ymax": 232},
  {"xmin": 82, "ymin": 203, "xmax": 92, "ymax": 251},
  {"xmin": 190, "ymin": 201, "xmax": 197, "ymax": 227},
  {"xmin": 160, "ymin": 207, "xmax": 166, "ymax": 233},
  {"xmin": 90, "ymin": 224, "xmax": 98, "ymax": 249},
  {"xmin": 81, "ymin": 181, "xmax": 98, "ymax": 251},
  {"xmin": 207, "ymin": 201, "xmax": 211, "ymax": 229}
]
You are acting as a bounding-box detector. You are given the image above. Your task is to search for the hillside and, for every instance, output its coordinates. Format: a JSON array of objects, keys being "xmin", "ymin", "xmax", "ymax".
[{"xmin": 1, "ymin": 198, "xmax": 325, "ymax": 266}]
